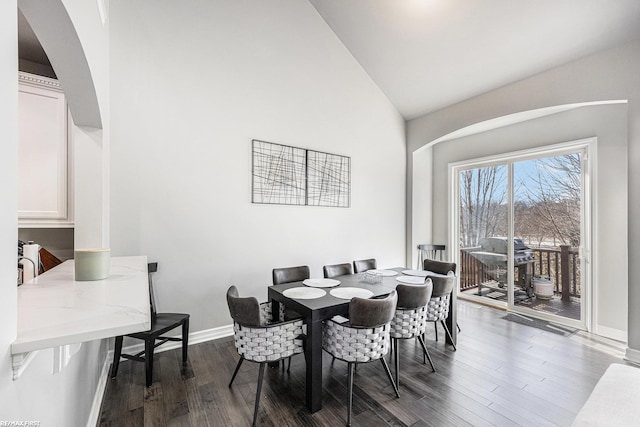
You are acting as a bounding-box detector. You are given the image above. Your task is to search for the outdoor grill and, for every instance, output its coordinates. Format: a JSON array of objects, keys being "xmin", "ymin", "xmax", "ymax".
[{"xmin": 470, "ymin": 237, "xmax": 535, "ymax": 297}]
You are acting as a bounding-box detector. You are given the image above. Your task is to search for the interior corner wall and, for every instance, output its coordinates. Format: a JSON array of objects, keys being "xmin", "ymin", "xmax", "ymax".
[
  {"xmin": 108, "ymin": 0, "xmax": 406, "ymax": 332},
  {"xmin": 410, "ymin": 146, "xmax": 433, "ymax": 266},
  {"xmin": 407, "ymin": 39, "xmax": 640, "ymax": 344}
]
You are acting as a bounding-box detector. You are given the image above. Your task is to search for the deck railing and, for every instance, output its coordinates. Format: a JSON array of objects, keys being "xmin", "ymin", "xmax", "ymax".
[{"xmin": 460, "ymin": 245, "xmax": 580, "ymax": 300}]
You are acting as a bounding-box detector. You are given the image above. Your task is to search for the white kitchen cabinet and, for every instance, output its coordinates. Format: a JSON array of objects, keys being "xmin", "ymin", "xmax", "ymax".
[{"xmin": 18, "ymin": 72, "xmax": 73, "ymax": 227}]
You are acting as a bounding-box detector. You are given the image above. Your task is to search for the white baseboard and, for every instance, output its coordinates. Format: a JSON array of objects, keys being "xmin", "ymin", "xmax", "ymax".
[
  {"xmin": 85, "ymin": 323, "xmax": 234, "ymax": 426},
  {"xmin": 86, "ymin": 349, "xmax": 113, "ymax": 427},
  {"xmin": 624, "ymin": 347, "xmax": 640, "ymax": 366},
  {"xmin": 595, "ymin": 324, "xmax": 627, "ymax": 342}
]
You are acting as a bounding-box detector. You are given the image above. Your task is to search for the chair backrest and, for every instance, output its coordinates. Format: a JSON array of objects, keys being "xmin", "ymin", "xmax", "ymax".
[
  {"xmin": 353, "ymin": 258, "xmax": 377, "ymax": 273},
  {"xmin": 148, "ymin": 262, "xmax": 158, "ymax": 320},
  {"xmin": 429, "ymin": 273, "xmax": 455, "ymax": 298},
  {"xmin": 418, "ymin": 244, "xmax": 445, "ymax": 260},
  {"xmin": 396, "ymin": 278, "xmax": 433, "ymax": 309},
  {"xmin": 423, "ymin": 258, "xmax": 457, "ymax": 275},
  {"xmin": 272, "ymin": 265, "xmax": 310, "ymax": 285},
  {"xmin": 226, "ymin": 285, "xmax": 261, "ymax": 327},
  {"xmin": 323, "ymin": 263, "xmax": 353, "ymax": 279},
  {"xmin": 349, "ymin": 290, "xmax": 397, "ymax": 327}
]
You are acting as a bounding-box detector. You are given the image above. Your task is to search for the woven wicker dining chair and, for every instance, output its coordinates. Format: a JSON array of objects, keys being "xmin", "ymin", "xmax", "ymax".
[
  {"xmin": 423, "ymin": 258, "xmax": 460, "ymax": 338},
  {"xmin": 226, "ymin": 286, "xmax": 305, "ymax": 427},
  {"xmin": 425, "ymin": 271, "xmax": 457, "ymax": 351},
  {"xmin": 271, "ymin": 265, "xmax": 309, "ymax": 370},
  {"xmin": 323, "ymin": 290, "xmax": 399, "ymax": 427},
  {"xmin": 390, "ymin": 279, "xmax": 435, "ymax": 386}
]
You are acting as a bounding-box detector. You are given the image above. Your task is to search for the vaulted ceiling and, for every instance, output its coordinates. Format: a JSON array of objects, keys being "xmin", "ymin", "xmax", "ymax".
[
  {"xmin": 18, "ymin": 2, "xmax": 640, "ymax": 121},
  {"xmin": 309, "ymin": 0, "xmax": 640, "ymax": 119}
]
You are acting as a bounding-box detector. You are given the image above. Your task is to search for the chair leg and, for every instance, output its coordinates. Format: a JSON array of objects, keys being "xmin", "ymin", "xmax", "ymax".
[
  {"xmin": 229, "ymin": 356, "xmax": 244, "ymax": 387},
  {"xmin": 457, "ymin": 322, "xmax": 461, "ymax": 333},
  {"xmin": 252, "ymin": 363, "xmax": 266, "ymax": 427},
  {"xmin": 110, "ymin": 336, "xmax": 123, "ymax": 378},
  {"xmin": 380, "ymin": 357, "xmax": 400, "ymax": 398},
  {"xmin": 434, "ymin": 322, "xmax": 439, "ymax": 341},
  {"xmin": 441, "ymin": 320, "xmax": 457, "ymax": 351},
  {"xmin": 181, "ymin": 318, "xmax": 189, "ymax": 364},
  {"xmin": 417, "ymin": 335, "xmax": 436, "ymax": 372},
  {"xmin": 394, "ymin": 338, "xmax": 400, "ymax": 388},
  {"xmin": 144, "ymin": 338, "xmax": 154, "ymax": 387},
  {"xmin": 287, "ymin": 356, "xmax": 292, "ymax": 372},
  {"xmin": 347, "ymin": 362, "xmax": 355, "ymax": 427}
]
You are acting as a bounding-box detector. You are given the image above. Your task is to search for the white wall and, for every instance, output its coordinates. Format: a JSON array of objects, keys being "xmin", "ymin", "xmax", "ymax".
[
  {"xmin": 0, "ymin": 1, "xmax": 111, "ymax": 425},
  {"xmin": 109, "ymin": 0, "xmax": 406, "ymax": 331},
  {"xmin": 407, "ymin": 39, "xmax": 640, "ymax": 348}
]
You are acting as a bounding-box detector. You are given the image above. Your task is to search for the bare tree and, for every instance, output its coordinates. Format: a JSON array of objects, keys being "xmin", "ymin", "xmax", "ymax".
[
  {"xmin": 515, "ymin": 153, "xmax": 581, "ymax": 246},
  {"xmin": 460, "ymin": 165, "xmax": 507, "ymax": 247}
]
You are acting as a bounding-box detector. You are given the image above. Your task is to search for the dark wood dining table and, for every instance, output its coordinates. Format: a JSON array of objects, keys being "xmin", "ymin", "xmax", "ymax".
[{"xmin": 268, "ymin": 267, "xmax": 458, "ymax": 413}]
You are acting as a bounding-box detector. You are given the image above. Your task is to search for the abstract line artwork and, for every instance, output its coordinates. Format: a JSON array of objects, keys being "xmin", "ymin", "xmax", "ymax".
[
  {"xmin": 307, "ymin": 150, "xmax": 350, "ymax": 207},
  {"xmin": 252, "ymin": 140, "xmax": 307, "ymax": 205},
  {"xmin": 251, "ymin": 139, "xmax": 350, "ymax": 207}
]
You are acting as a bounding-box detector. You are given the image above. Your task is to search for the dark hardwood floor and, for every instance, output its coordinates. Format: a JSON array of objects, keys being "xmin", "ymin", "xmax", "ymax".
[{"xmin": 98, "ymin": 301, "xmax": 627, "ymax": 426}]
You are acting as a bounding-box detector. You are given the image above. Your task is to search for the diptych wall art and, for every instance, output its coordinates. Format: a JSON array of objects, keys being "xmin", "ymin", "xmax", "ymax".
[{"xmin": 251, "ymin": 139, "xmax": 350, "ymax": 207}]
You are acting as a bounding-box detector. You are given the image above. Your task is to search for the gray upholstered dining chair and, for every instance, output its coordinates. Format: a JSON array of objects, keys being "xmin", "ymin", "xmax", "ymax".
[
  {"xmin": 226, "ymin": 285, "xmax": 305, "ymax": 427},
  {"xmin": 323, "ymin": 262, "xmax": 353, "ymax": 278},
  {"xmin": 390, "ymin": 279, "xmax": 435, "ymax": 385},
  {"xmin": 423, "ymin": 258, "xmax": 460, "ymax": 337},
  {"xmin": 323, "ymin": 291, "xmax": 399, "ymax": 426},
  {"xmin": 425, "ymin": 271, "xmax": 457, "ymax": 351},
  {"xmin": 423, "ymin": 258, "xmax": 457, "ymax": 276},
  {"xmin": 353, "ymin": 258, "xmax": 377, "ymax": 273},
  {"xmin": 272, "ymin": 265, "xmax": 310, "ymax": 287}
]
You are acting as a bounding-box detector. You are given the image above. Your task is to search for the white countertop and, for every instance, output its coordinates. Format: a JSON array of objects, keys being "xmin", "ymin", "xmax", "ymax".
[{"xmin": 12, "ymin": 256, "xmax": 152, "ymax": 355}]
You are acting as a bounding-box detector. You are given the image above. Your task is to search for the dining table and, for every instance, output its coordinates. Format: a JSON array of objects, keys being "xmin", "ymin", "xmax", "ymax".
[{"xmin": 267, "ymin": 266, "xmax": 457, "ymax": 413}]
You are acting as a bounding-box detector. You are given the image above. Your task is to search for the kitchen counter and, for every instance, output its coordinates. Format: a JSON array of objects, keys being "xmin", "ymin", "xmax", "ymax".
[{"xmin": 12, "ymin": 256, "xmax": 151, "ymax": 355}]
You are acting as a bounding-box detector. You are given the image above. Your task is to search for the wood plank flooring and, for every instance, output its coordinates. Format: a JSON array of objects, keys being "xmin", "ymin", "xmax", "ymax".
[{"xmin": 98, "ymin": 301, "xmax": 628, "ymax": 426}]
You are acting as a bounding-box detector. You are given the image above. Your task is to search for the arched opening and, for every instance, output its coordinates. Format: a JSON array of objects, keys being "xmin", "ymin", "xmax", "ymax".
[
  {"xmin": 19, "ymin": 0, "xmax": 101, "ymax": 128},
  {"xmin": 17, "ymin": 0, "xmax": 107, "ymax": 250}
]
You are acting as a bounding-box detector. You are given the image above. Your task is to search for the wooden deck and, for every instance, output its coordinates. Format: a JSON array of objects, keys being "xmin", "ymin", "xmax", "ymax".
[
  {"xmin": 98, "ymin": 300, "xmax": 625, "ymax": 426},
  {"xmin": 462, "ymin": 281, "xmax": 581, "ymax": 320}
]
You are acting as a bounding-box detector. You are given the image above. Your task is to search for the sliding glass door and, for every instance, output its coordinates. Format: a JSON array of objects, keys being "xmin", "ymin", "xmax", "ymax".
[{"xmin": 454, "ymin": 141, "xmax": 590, "ymax": 328}]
